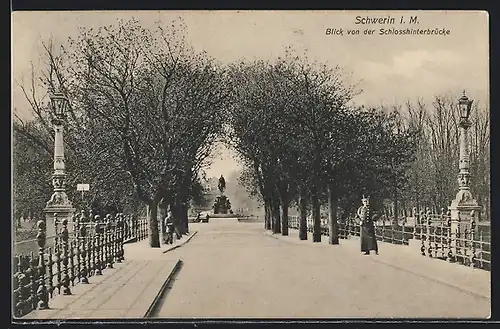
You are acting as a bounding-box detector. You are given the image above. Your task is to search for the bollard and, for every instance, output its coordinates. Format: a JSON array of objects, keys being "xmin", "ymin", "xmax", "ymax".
[
  {"xmin": 79, "ymin": 217, "xmax": 89, "ymax": 284},
  {"xmin": 61, "ymin": 218, "xmax": 72, "ymax": 295},
  {"xmin": 36, "ymin": 219, "xmax": 49, "ymax": 309}
]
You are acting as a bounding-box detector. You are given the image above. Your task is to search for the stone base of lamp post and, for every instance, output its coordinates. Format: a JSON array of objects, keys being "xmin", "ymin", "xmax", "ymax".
[
  {"xmin": 44, "ymin": 206, "xmax": 76, "ymax": 238},
  {"xmin": 449, "ymin": 190, "xmax": 481, "ymax": 259},
  {"xmin": 449, "ymin": 190, "xmax": 481, "ymax": 231}
]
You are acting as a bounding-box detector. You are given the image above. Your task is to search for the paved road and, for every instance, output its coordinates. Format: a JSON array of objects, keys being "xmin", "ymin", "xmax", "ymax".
[{"xmin": 153, "ymin": 219, "xmax": 490, "ymax": 319}]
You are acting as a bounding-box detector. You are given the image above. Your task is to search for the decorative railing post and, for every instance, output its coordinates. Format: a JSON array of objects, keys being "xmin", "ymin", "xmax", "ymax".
[
  {"xmin": 14, "ymin": 256, "xmax": 26, "ymax": 316},
  {"xmin": 479, "ymin": 231, "xmax": 484, "ymax": 268},
  {"xmin": 469, "ymin": 210, "xmax": 476, "ymax": 268},
  {"xmin": 117, "ymin": 213, "xmax": 124, "ymax": 262},
  {"xmin": 438, "ymin": 208, "xmax": 445, "ymax": 258},
  {"xmin": 28, "ymin": 251, "xmax": 37, "ymax": 311},
  {"xmin": 79, "ymin": 213, "xmax": 89, "ymax": 284},
  {"xmin": 455, "ymin": 211, "xmax": 461, "ymax": 263},
  {"xmin": 99, "ymin": 216, "xmax": 106, "ymax": 272},
  {"xmin": 140, "ymin": 217, "xmax": 145, "ymax": 240},
  {"xmin": 47, "ymin": 247, "xmax": 54, "ymax": 298},
  {"xmin": 69, "ymin": 216, "xmax": 76, "ymax": 287},
  {"xmin": 113, "ymin": 214, "xmax": 120, "ymax": 263},
  {"xmin": 133, "ymin": 216, "xmax": 137, "ymax": 240},
  {"xmin": 94, "ymin": 215, "xmax": 102, "ymax": 276},
  {"xmin": 390, "ymin": 217, "xmax": 395, "ymax": 243},
  {"xmin": 446, "ymin": 209, "xmax": 453, "ymax": 262},
  {"xmin": 420, "ymin": 210, "xmax": 426, "ymax": 255},
  {"xmin": 36, "ymin": 219, "xmax": 49, "ymax": 309},
  {"xmin": 426, "ymin": 208, "xmax": 432, "ymax": 257},
  {"xmin": 381, "ymin": 217, "xmax": 386, "ymax": 242},
  {"xmin": 74, "ymin": 213, "xmax": 81, "ymax": 284},
  {"xmin": 60, "ymin": 218, "xmax": 72, "ymax": 295},
  {"xmin": 137, "ymin": 216, "xmax": 141, "ymax": 240},
  {"xmin": 87, "ymin": 222, "xmax": 93, "ymax": 277},
  {"xmin": 53, "ymin": 213, "xmax": 62, "ymax": 295},
  {"xmin": 105, "ymin": 214, "xmax": 114, "ymax": 269},
  {"xmin": 412, "ymin": 207, "xmax": 418, "ymax": 240}
]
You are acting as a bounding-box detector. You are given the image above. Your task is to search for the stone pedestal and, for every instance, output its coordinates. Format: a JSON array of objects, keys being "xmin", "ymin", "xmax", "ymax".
[
  {"xmin": 44, "ymin": 205, "xmax": 76, "ymax": 237},
  {"xmin": 213, "ymin": 194, "xmax": 232, "ymax": 214},
  {"xmin": 449, "ymin": 189, "xmax": 481, "ymax": 235}
]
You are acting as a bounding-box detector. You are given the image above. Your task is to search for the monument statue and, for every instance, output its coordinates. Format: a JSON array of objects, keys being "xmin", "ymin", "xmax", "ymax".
[
  {"xmin": 218, "ymin": 175, "xmax": 226, "ymax": 194},
  {"xmin": 213, "ymin": 174, "xmax": 232, "ymax": 214}
]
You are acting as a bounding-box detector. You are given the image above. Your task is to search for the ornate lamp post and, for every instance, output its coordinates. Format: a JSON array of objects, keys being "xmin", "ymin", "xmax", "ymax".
[
  {"xmin": 43, "ymin": 92, "xmax": 75, "ymax": 237},
  {"xmin": 449, "ymin": 92, "xmax": 481, "ymax": 238}
]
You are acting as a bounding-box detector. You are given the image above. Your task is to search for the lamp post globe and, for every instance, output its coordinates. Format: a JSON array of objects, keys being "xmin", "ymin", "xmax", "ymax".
[
  {"xmin": 49, "ymin": 92, "xmax": 70, "ymax": 122},
  {"xmin": 458, "ymin": 91, "xmax": 473, "ymax": 124}
]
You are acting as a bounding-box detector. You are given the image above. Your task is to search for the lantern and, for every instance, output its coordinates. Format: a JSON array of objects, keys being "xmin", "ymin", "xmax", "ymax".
[
  {"xmin": 458, "ymin": 91, "xmax": 473, "ymax": 122},
  {"xmin": 49, "ymin": 92, "xmax": 70, "ymax": 119}
]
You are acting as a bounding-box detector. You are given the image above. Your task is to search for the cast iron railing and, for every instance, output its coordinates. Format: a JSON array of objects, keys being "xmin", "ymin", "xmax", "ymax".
[{"xmin": 13, "ymin": 212, "xmax": 148, "ymax": 318}]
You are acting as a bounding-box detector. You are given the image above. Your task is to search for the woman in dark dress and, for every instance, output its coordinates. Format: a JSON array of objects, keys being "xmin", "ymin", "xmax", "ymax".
[{"xmin": 357, "ymin": 196, "xmax": 378, "ymax": 255}]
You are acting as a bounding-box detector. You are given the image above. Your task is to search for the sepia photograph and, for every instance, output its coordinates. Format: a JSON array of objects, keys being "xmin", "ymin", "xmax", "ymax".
[{"xmin": 12, "ymin": 10, "xmax": 490, "ymax": 321}]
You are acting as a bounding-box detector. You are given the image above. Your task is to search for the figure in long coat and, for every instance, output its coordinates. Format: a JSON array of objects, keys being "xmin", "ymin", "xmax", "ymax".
[{"xmin": 357, "ymin": 196, "xmax": 379, "ymax": 255}]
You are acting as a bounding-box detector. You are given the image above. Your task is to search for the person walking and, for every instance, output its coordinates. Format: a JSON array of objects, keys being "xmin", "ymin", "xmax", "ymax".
[
  {"xmin": 164, "ymin": 210, "xmax": 174, "ymax": 244},
  {"xmin": 357, "ymin": 195, "xmax": 379, "ymax": 255}
]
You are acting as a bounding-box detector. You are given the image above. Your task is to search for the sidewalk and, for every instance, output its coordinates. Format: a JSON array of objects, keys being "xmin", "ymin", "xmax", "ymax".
[
  {"xmin": 21, "ymin": 231, "xmax": 198, "ymax": 320},
  {"xmin": 125, "ymin": 230, "xmax": 198, "ymax": 257},
  {"xmin": 265, "ymin": 228, "xmax": 491, "ymax": 300}
]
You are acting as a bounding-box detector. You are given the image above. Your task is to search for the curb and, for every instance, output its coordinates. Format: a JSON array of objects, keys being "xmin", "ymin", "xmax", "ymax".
[
  {"xmin": 143, "ymin": 259, "xmax": 183, "ymax": 318},
  {"xmin": 162, "ymin": 231, "xmax": 198, "ymax": 254}
]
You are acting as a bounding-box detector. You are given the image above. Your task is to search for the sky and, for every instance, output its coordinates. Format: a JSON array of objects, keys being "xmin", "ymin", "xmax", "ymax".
[{"xmin": 12, "ymin": 10, "xmax": 490, "ymax": 181}]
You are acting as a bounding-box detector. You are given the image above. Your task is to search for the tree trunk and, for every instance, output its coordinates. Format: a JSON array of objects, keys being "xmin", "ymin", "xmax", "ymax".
[
  {"xmin": 281, "ymin": 197, "xmax": 289, "ymax": 236},
  {"xmin": 327, "ymin": 183, "xmax": 339, "ymax": 245},
  {"xmin": 159, "ymin": 198, "xmax": 167, "ymax": 244},
  {"xmin": 272, "ymin": 194, "xmax": 281, "ymax": 234},
  {"xmin": 298, "ymin": 186, "xmax": 307, "ymax": 240},
  {"xmin": 311, "ymin": 187, "xmax": 321, "ymax": 243},
  {"xmin": 181, "ymin": 202, "xmax": 189, "ymax": 234},
  {"xmin": 170, "ymin": 200, "xmax": 183, "ymax": 237},
  {"xmin": 148, "ymin": 199, "xmax": 161, "ymax": 248},
  {"xmin": 264, "ymin": 197, "xmax": 272, "ymax": 230},
  {"xmin": 393, "ymin": 186, "xmax": 399, "ymax": 227}
]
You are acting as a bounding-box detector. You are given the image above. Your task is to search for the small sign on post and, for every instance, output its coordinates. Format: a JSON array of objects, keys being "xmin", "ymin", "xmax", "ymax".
[
  {"xmin": 77, "ymin": 184, "xmax": 90, "ymax": 202},
  {"xmin": 77, "ymin": 184, "xmax": 90, "ymax": 191}
]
